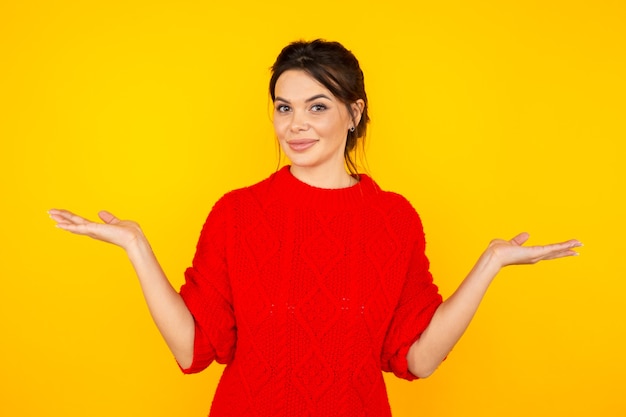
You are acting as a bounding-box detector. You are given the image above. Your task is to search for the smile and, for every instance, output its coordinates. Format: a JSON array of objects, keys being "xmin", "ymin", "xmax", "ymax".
[{"xmin": 286, "ymin": 139, "xmax": 318, "ymax": 152}]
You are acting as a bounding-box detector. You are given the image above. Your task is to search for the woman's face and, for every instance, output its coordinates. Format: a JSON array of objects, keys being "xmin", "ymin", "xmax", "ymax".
[{"xmin": 272, "ymin": 70, "xmax": 362, "ymax": 175}]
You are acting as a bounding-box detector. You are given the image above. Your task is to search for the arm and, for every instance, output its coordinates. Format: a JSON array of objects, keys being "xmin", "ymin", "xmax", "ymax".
[
  {"xmin": 49, "ymin": 209, "xmax": 195, "ymax": 368},
  {"xmin": 407, "ymin": 232, "xmax": 582, "ymax": 378}
]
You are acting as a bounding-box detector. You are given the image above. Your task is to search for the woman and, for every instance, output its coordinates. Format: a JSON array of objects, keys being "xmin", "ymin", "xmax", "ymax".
[{"xmin": 49, "ymin": 40, "xmax": 581, "ymax": 417}]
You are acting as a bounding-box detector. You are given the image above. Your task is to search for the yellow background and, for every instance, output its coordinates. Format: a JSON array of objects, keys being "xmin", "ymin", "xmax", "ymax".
[{"xmin": 1, "ymin": 1, "xmax": 624, "ymax": 416}]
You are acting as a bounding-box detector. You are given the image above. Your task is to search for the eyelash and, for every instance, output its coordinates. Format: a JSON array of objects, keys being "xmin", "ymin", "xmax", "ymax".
[
  {"xmin": 275, "ymin": 103, "xmax": 328, "ymax": 113},
  {"xmin": 311, "ymin": 104, "xmax": 327, "ymax": 112}
]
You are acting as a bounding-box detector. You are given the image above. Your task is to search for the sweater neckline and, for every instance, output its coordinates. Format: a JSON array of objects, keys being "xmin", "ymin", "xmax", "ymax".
[{"xmin": 271, "ymin": 165, "xmax": 379, "ymax": 210}]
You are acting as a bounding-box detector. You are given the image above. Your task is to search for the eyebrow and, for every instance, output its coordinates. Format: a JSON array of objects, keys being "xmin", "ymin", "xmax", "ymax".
[{"xmin": 274, "ymin": 94, "xmax": 333, "ymax": 103}]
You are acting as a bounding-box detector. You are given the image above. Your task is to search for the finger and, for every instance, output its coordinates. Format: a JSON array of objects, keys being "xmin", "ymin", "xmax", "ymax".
[
  {"xmin": 542, "ymin": 239, "xmax": 583, "ymax": 252},
  {"xmin": 551, "ymin": 239, "xmax": 582, "ymax": 253},
  {"xmin": 98, "ymin": 210, "xmax": 119, "ymax": 224},
  {"xmin": 510, "ymin": 232, "xmax": 530, "ymax": 246},
  {"xmin": 542, "ymin": 249, "xmax": 579, "ymax": 261},
  {"xmin": 48, "ymin": 208, "xmax": 73, "ymax": 221},
  {"xmin": 48, "ymin": 210, "xmax": 68, "ymax": 223},
  {"xmin": 531, "ymin": 239, "xmax": 582, "ymax": 260},
  {"xmin": 55, "ymin": 220, "xmax": 99, "ymax": 236},
  {"xmin": 48, "ymin": 209, "xmax": 92, "ymax": 225}
]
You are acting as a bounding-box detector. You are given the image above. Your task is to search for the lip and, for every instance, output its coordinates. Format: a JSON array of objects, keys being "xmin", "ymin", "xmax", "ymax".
[{"xmin": 286, "ymin": 139, "xmax": 318, "ymax": 152}]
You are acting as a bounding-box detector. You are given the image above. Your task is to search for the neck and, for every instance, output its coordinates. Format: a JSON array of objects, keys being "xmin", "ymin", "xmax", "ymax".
[{"xmin": 289, "ymin": 165, "xmax": 357, "ymax": 189}]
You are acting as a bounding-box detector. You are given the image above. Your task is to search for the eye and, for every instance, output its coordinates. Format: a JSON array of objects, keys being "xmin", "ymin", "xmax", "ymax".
[
  {"xmin": 311, "ymin": 103, "xmax": 327, "ymax": 112},
  {"xmin": 276, "ymin": 104, "xmax": 291, "ymax": 113}
]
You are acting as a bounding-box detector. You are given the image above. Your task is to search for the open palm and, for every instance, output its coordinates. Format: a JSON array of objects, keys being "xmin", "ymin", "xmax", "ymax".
[
  {"xmin": 49, "ymin": 209, "xmax": 143, "ymax": 251},
  {"xmin": 488, "ymin": 232, "xmax": 582, "ymax": 268}
]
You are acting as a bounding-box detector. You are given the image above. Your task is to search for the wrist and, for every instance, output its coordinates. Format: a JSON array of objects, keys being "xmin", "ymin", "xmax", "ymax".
[
  {"xmin": 475, "ymin": 247, "xmax": 503, "ymax": 280},
  {"xmin": 124, "ymin": 231, "xmax": 151, "ymax": 258}
]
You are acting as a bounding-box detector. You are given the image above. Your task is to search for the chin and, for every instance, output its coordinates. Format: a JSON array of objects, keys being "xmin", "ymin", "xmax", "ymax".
[
  {"xmin": 288, "ymin": 160, "xmax": 318, "ymax": 170},
  {"xmin": 283, "ymin": 153, "xmax": 317, "ymax": 169}
]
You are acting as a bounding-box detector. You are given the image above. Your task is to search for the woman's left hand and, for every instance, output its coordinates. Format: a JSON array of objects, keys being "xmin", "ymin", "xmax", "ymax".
[
  {"xmin": 487, "ymin": 232, "xmax": 582, "ymax": 268},
  {"xmin": 408, "ymin": 232, "xmax": 583, "ymax": 378}
]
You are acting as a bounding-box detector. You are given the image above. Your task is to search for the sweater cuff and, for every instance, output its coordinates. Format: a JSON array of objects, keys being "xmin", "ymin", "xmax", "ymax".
[
  {"xmin": 389, "ymin": 341, "xmax": 420, "ymax": 381},
  {"xmin": 178, "ymin": 320, "xmax": 215, "ymax": 374}
]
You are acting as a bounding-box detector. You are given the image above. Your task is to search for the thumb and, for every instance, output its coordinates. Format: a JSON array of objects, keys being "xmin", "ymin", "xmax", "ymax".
[
  {"xmin": 98, "ymin": 210, "xmax": 119, "ymax": 224},
  {"xmin": 510, "ymin": 232, "xmax": 530, "ymax": 246}
]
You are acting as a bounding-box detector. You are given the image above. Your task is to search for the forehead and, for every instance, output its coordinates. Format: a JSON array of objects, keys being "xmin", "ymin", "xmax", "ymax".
[{"xmin": 274, "ymin": 69, "xmax": 336, "ymax": 100}]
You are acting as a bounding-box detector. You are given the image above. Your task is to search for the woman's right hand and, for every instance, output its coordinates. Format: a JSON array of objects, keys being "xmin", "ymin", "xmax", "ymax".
[
  {"xmin": 49, "ymin": 209, "xmax": 144, "ymax": 251},
  {"xmin": 49, "ymin": 208, "xmax": 196, "ymax": 367}
]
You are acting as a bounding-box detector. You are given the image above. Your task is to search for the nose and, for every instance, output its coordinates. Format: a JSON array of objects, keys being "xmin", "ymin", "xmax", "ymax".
[{"xmin": 289, "ymin": 110, "xmax": 309, "ymax": 132}]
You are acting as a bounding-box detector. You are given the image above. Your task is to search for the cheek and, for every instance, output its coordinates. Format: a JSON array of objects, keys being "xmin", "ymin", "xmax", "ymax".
[
  {"xmin": 272, "ymin": 118, "xmax": 285, "ymax": 138},
  {"xmin": 326, "ymin": 117, "xmax": 347, "ymax": 139}
]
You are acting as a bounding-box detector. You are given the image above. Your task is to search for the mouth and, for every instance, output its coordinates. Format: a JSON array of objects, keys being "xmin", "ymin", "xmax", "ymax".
[{"xmin": 286, "ymin": 139, "xmax": 318, "ymax": 151}]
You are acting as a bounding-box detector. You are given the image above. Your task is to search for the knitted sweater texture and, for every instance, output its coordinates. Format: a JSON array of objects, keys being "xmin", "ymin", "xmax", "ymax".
[{"xmin": 179, "ymin": 166, "xmax": 442, "ymax": 417}]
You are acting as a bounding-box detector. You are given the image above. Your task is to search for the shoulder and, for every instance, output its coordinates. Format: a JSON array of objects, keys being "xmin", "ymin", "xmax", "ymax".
[
  {"xmin": 363, "ymin": 177, "xmax": 427, "ymax": 239},
  {"xmin": 199, "ymin": 172, "xmax": 279, "ymax": 237},
  {"xmin": 379, "ymin": 190, "xmax": 417, "ymax": 213},
  {"xmin": 365, "ymin": 176, "xmax": 421, "ymax": 217},
  {"xmin": 211, "ymin": 169, "xmax": 283, "ymax": 211}
]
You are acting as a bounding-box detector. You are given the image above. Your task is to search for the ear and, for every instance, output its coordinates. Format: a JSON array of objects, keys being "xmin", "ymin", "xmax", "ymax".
[{"xmin": 349, "ymin": 99, "xmax": 365, "ymax": 127}]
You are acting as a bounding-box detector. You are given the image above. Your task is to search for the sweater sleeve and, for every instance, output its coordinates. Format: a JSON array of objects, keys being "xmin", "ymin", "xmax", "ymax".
[
  {"xmin": 380, "ymin": 210, "xmax": 442, "ymax": 381},
  {"xmin": 178, "ymin": 196, "xmax": 237, "ymax": 374}
]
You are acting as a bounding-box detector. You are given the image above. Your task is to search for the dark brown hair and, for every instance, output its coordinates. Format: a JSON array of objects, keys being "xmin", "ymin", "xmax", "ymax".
[{"xmin": 269, "ymin": 39, "xmax": 370, "ymax": 175}]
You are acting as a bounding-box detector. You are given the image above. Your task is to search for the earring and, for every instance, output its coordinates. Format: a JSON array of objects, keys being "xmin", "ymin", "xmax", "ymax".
[{"xmin": 349, "ymin": 126, "xmax": 355, "ymax": 132}]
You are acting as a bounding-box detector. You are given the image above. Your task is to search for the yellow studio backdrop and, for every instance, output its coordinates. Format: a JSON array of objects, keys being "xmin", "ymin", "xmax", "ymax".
[{"xmin": 1, "ymin": 1, "xmax": 624, "ymax": 416}]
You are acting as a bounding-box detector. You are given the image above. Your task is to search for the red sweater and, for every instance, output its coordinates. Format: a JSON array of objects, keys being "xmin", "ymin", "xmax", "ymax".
[{"xmin": 179, "ymin": 166, "xmax": 442, "ymax": 417}]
